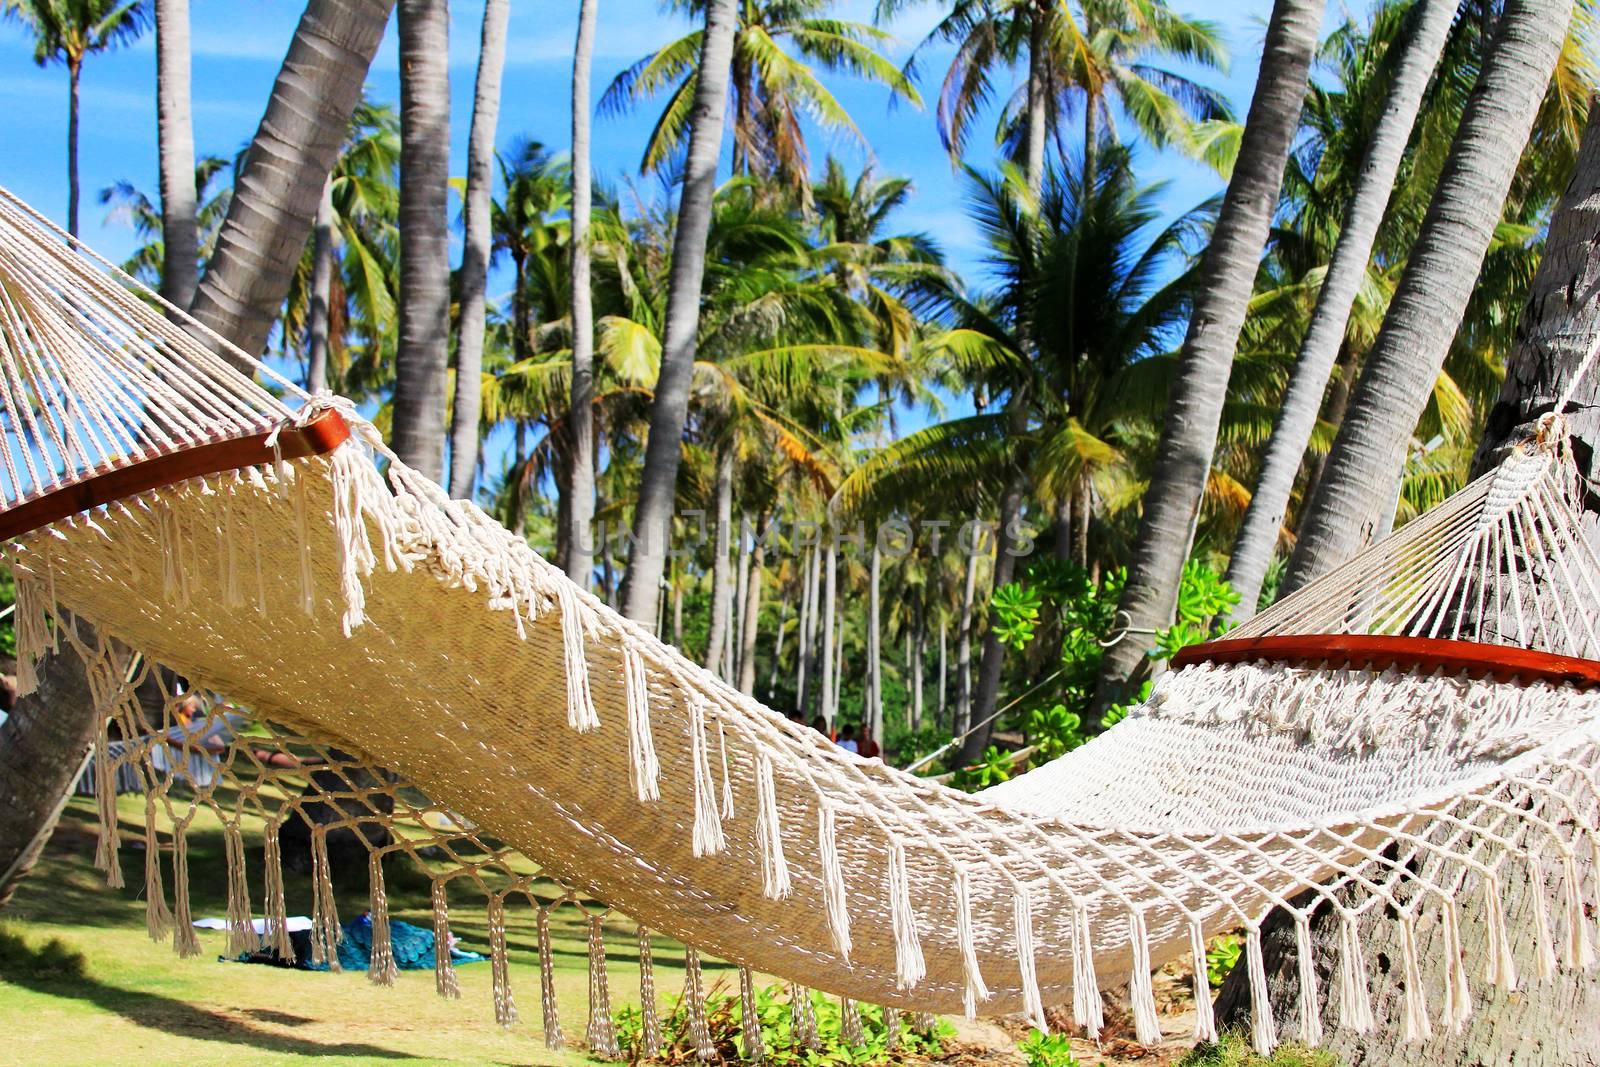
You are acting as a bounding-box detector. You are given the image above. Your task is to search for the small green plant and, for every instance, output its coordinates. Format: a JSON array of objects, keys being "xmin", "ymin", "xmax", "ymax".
[
  {"xmin": 615, "ymin": 980, "xmax": 952, "ymax": 1064},
  {"xmin": 1026, "ymin": 703, "xmax": 1085, "ymax": 760},
  {"xmin": 1205, "ymin": 932, "xmax": 1242, "ymax": 989},
  {"xmin": 992, "ymin": 581, "xmax": 1045, "ymax": 650},
  {"xmin": 950, "ymin": 745, "xmax": 1014, "ymax": 791},
  {"xmin": 1018, "ymin": 1027, "xmax": 1079, "ymax": 1067},
  {"xmin": 1178, "ymin": 1030, "xmax": 1339, "ymax": 1066},
  {"xmin": 1152, "ymin": 561, "xmax": 1239, "ymax": 659}
]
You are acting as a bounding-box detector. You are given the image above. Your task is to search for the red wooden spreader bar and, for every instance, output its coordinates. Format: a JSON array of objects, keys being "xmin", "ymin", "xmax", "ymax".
[
  {"xmin": 0, "ymin": 409, "xmax": 351, "ymax": 542},
  {"xmin": 1169, "ymin": 632, "xmax": 1600, "ymax": 690}
]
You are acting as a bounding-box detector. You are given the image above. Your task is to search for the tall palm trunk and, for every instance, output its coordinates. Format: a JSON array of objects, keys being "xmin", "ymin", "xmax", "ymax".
[
  {"xmin": 1024, "ymin": 5, "xmax": 1047, "ymax": 196},
  {"xmin": 820, "ymin": 541, "xmax": 838, "ymax": 728},
  {"xmin": 937, "ymin": 616, "xmax": 947, "ymax": 729},
  {"xmin": 796, "ymin": 546, "xmax": 814, "ymax": 709},
  {"xmin": 66, "ymin": 57, "xmax": 80, "ymax": 237},
  {"xmin": 306, "ymin": 178, "xmax": 334, "ymax": 391},
  {"xmin": 390, "ymin": 0, "xmax": 451, "ymax": 484},
  {"xmin": 1283, "ymin": 0, "xmax": 1573, "ymax": 595},
  {"xmin": 911, "ymin": 612, "xmax": 924, "ymax": 733},
  {"xmin": 189, "ymin": 0, "xmax": 395, "ymax": 368},
  {"xmin": 738, "ymin": 513, "xmax": 766, "ymax": 695},
  {"xmin": 1225, "ymin": 0, "xmax": 1456, "ymax": 621},
  {"xmin": 0, "ymin": 0, "xmax": 396, "ymax": 907},
  {"xmin": 1222, "ymin": 101, "xmax": 1600, "ymax": 1060},
  {"xmin": 766, "ymin": 587, "xmax": 789, "ymax": 701},
  {"xmin": 704, "ymin": 446, "xmax": 734, "ymax": 675},
  {"xmin": 619, "ymin": 0, "xmax": 741, "ymax": 624},
  {"xmin": 566, "ymin": 0, "xmax": 601, "ymax": 582},
  {"xmin": 155, "ymin": 0, "xmax": 197, "ymax": 313},
  {"xmin": 868, "ymin": 542, "xmax": 883, "ymax": 747},
  {"xmin": 1093, "ymin": 0, "xmax": 1325, "ymax": 711},
  {"xmin": 955, "ymin": 548, "xmax": 978, "ymax": 737},
  {"xmin": 959, "ymin": 394, "xmax": 1028, "ymax": 763},
  {"xmin": 448, "ymin": 0, "xmax": 509, "ymax": 501},
  {"xmin": 734, "ymin": 512, "xmax": 751, "ymax": 669}
]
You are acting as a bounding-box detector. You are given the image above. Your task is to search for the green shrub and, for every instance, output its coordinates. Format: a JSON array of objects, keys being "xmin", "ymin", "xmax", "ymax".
[
  {"xmin": 1178, "ymin": 1031, "xmax": 1340, "ymax": 1067},
  {"xmin": 1018, "ymin": 1027, "xmax": 1078, "ymax": 1067},
  {"xmin": 615, "ymin": 980, "xmax": 953, "ymax": 1065}
]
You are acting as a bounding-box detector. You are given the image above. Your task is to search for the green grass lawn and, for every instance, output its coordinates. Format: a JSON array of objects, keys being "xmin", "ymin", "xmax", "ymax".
[{"xmin": 0, "ymin": 789, "xmax": 736, "ymax": 1066}]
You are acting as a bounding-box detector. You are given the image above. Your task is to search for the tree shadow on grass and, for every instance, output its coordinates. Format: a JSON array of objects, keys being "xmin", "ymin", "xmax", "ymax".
[{"xmin": 0, "ymin": 926, "xmax": 420, "ymax": 1060}]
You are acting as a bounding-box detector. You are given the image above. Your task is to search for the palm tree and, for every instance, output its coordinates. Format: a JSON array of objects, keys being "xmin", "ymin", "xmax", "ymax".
[
  {"xmin": 1092, "ymin": 0, "xmax": 1326, "ymax": 712},
  {"xmin": 154, "ymin": 0, "xmax": 194, "ymax": 312},
  {"xmin": 448, "ymin": 0, "xmax": 510, "ymax": 501},
  {"xmin": 189, "ymin": 0, "xmax": 396, "ymax": 368},
  {"xmin": 1224, "ymin": 0, "xmax": 1458, "ymax": 621},
  {"xmin": 3, "ymin": 0, "xmax": 148, "ymax": 237},
  {"xmin": 391, "ymin": 0, "xmax": 452, "ymax": 484},
  {"xmin": 902, "ymin": 0, "xmax": 1227, "ymax": 181},
  {"xmin": 1284, "ymin": 0, "xmax": 1576, "ymax": 594},
  {"xmin": 567, "ymin": 0, "xmax": 602, "ymax": 582},
  {"xmin": 98, "ymin": 154, "xmax": 230, "ymax": 285},
  {"xmin": 619, "ymin": 0, "xmax": 742, "ymax": 625},
  {"xmin": 600, "ymin": 0, "xmax": 919, "ymax": 186}
]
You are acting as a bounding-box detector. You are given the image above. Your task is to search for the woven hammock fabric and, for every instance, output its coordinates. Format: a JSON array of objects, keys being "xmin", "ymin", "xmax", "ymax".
[{"xmin": 3, "ymin": 187, "xmax": 1600, "ymax": 1057}]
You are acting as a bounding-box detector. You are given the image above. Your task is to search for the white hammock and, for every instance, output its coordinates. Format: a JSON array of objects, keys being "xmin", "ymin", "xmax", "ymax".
[{"xmin": 2, "ymin": 185, "xmax": 1597, "ymax": 1057}]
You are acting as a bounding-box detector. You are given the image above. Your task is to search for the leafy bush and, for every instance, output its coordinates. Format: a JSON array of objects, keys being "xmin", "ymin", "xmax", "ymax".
[
  {"xmin": 1018, "ymin": 1027, "xmax": 1079, "ymax": 1067},
  {"xmin": 615, "ymin": 979, "xmax": 952, "ymax": 1065},
  {"xmin": 1178, "ymin": 1031, "xmax": 1339, "ymax": 1067},
  {"xmin": 949, "ymin": 745, "xmax": 1014, "ymax": 791},
  {"xmin": 1205, "ymin": 933, "xmax": 1242, "ymax": 989}
]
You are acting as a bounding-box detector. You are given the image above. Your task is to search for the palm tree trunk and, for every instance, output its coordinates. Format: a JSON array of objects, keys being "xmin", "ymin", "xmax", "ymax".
[
  {"xmin": 1053, "ymin": 495, "xmax": 1073, "ymax": 562},
  {"xmin": 66, "ymin": 58, "xmax": 81, "ymax": 237},
  {"xmin": 734, "ymin": 513, "xmax": 751, "ymax": 670},
  {"xmin": 1224, "ymin": 102, "xmax": 1600, "ymax": 1059},
  {"xmin": 1072, "ymin": 477, "xmax": 1090, "ymax": 567},
  {"xmin": 738, "ymin": 513, "xmax": 766, "ymax": 695},
  {"xmin": 306, "ymin": 177, "xmax": 335, "ymax": 392},
  {"xmin": 766, "ymin": 586, "xmax": 788, "ymax": 701},
  {"xmin": 1299, "ymin": 344, "xmax": 1359, "ymax": 510},
  {"xmin": 1093, "ymin": 0, "xmax": 1325, "ymax": 711},
  {"xmin": 821, "ymin": 541, "xmax": 838, "ymax": 728},
  {"xmin": 1283, "ymin": 0, "xmax": 1573, "ymax": 595},
  {"xmin": 704, "ymin": 446, "xmax": 734, "ymax": 674},
  {"xmin": 619, "ymin": 0, "xmax": 741, "ymax": 624},
  {"xmin": 938, "ymin": 615, "xmax": 947, "ymax": 729},
  {"xmin": 958, "ymin": 477, "xmax": 1025, "ymax": 763},
  {"xmin": 911, "ymin": 612, "xmax": 924, "ymax": 733},
  {"xmin": 671, "ymin": 557, "xmax": 684, "ymax": 646},
  {"xmin": 188, "ymin": 0, "xmax": 395, "ymax": 367},
  {"xmin": 955, "ymin": 548, "xmax": 978, "ymax": 737},
  {"xmin": 390, "ymin": 0, "xmax": 451, "ymax": 484},
  {"xmin": 0, "ymin": 0, "xmax": 395, "ymax": 908},
  {"xmin": 566, "ymin": 0, "xmax": 600, "ymax": 583},
  {"xmin": 868, "ymin": 541, "xmax": 883, "ymax": 748},
  {"xmin": 1225, "ymin": 0, "xmax": 1456, "ymax": 622},
  {"xmin": 1024, "ymin": 5, "xmax": 1047, "ymax": 197},
  {"xmin": 448, "ymin": 0, "xmax": 508, "ymax": 501},
  {"xmin": 155, "ymin": 0, "xmax": 198, "ymax": 313},
  {"xmin": 796, "ymin": 546, "xmax": 814, "ymax": 711},
  {"xmin": 0, "ymin": 620, "xmax": 95, "ymax": 907}
]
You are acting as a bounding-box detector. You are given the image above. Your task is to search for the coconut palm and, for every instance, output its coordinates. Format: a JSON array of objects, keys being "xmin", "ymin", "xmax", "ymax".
[
  {"xmin": 188, "ymin": 0, "xmax": 395, "ymax": 368},
  {"xmin": 1284, "ymin": 0, "xmax": 1577, "ymax": 594},
  {"xmin": 391, "ymin": 0, "xmax": 452, "ymax": 484},
  {"xmin": 1223, "ymin": 0, "xmax": 1458, "ymax": 621},
  {"xmin": 3, "ymin": 0, "xmax": 148, "ymax": 236},
  {"xmin": 153, "ymin": 0, "xmax": 194, "ymax": 312},
  {"xmin": 98, "ymin": 155, "xmax": 231, "ymax": 286},
  {"xmin": 899, "ymin": 0, "xmax": 1228, "ymax": 180},
  {"xmin": 567, "ymin": 0, "xmax": 603, "ymax": 582},
  {"xmin": 600, "ymin": 0, "xmax": 919, "ymax": 186},
  {"xmin": 619, "ymin": 0, "xmax": 741, "ymax": 625},
  {"xmin": 1092, "ymin": 0, "xmax": 1325, "ymax": 711},
  {"xmin": 448, "ymin": 0, "xmax": 510, "ymax": 502}
]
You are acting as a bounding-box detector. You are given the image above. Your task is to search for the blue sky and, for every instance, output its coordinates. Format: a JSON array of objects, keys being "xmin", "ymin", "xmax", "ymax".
[{"xmin": 0, "ymin": 0, "xmax": 1307, "ymax": 288}]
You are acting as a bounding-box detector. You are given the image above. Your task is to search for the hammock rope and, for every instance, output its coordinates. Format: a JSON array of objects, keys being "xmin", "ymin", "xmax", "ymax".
[{"xmin": 2, "ymin": 184, "xmax": 1599, "ymax": 1056}]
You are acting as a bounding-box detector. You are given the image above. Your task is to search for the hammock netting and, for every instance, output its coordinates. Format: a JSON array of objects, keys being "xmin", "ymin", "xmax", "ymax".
[{"xmin": 3, "ymin": 186, "xmax": 1599, "ymax": 1058}]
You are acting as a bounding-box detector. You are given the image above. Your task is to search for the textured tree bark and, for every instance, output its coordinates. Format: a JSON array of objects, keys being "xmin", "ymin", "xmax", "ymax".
[
  {"xmin": 796, "ymin": 546, "xmax": 814, "ymax": 711},
  {"xmin": 1225, "ymin": 0, "xmax": 1457, "ymax": 621},
  {"xmin": 738, "ymin": 514, "xmax": 766, "ymax": 696},
  {"xmin": 869, "ymin": 542, "xmax": 883, "ymax": 747},
  {"xmin": 1094, "ymin": 0, "xmax": 1326, "ymax": 711},
  {"xmin": 0, "ymin": 620, "xmax": 95, "ymax": 908},
  {"xmin": 619, "ymin": 0, "xmax": 740, "ymax": 624},
  {"xmin": 955, "ymin": 548, "xmax": 978, "ymax": 736},
  {"xmin": 305, "ymin": 178, "xmax": 334, "ymax": 392},
  {"xmin": 1283, "ymin": 0, "xmax": 1574, "ymax": 595},
  {"xmin": 1218, "ymin": 94, "xmax": 1600, "ymax": 1066},
  {"xmin": 821, "ymin": 541, "xmax": 839, "ymax": 728},
  {"xmin": 189, "ymin": 0, "xmax": 394, "ymax": 367},
  {"xmin": 66, "ymin": 58, "xmax": 80, "ymax": 237},
  {"xmin": 959, "ymin": 455, "xmax": 1026, "ymax": 763},
  {"xmin": 734, "ymin": 511, "xmax": 751, "ymax": 673},
  {"xmin": 448, "ymin": 0, "xmax": 508, "ymax": 501},
  {"xmin": 155, "ymin": 0, "xmax": 198, "ymax": 314},
  {"xmin": 704, "ymin": 447, "xmax": 734, "ymax": 675},
  {"xmin": 565, "ymin": 0, "xmax": 600, "ymax": 580},
  {"xmin": 389, "ymin": 0, "xmax": 451, "ymax": 484}
]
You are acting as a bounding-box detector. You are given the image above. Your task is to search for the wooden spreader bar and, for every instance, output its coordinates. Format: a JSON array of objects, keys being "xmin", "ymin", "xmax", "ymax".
[
  {"xmin": 0, "ymin": 410, "xmax": 351, "ymax": 542},
  {"xmin": 1171, "ymin": 633, "xmax": 1600, "ymax": 690}
]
